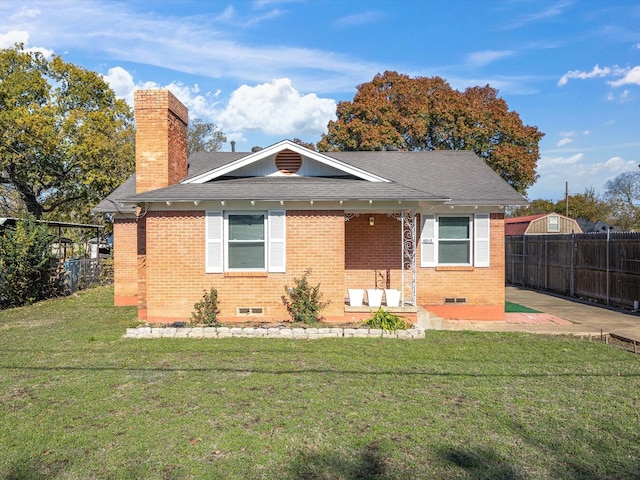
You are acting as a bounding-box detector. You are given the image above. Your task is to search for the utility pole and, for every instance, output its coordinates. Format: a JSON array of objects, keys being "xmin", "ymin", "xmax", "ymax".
[{"xmin": 565, "ymin": 181, "xmax": 569, "ymax": 216}]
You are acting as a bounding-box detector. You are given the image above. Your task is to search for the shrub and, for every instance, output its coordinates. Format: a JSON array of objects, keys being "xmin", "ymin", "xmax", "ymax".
[
  {"xmin": 281, "ymin": 269, "xmax": 330, "ymax": 325},
  {"xmin": 0, "ymin": 217, "xmax": 54, "ymax": 308},
  {"xmin": 190, "ymin": 287, "xmax": 220, "ymax": 326},
  {"xmin": 361, "ymin": 307, "xmax": 411, "ymax": 331}
]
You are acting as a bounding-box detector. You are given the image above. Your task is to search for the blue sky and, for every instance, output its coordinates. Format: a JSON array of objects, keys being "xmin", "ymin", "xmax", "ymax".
[{"xmin": 1, "ymin": 0, "xmax": 639, "ymax": 201}]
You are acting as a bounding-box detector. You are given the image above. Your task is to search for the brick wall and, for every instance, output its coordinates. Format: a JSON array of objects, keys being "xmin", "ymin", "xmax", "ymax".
[
  {"xmin": 416, "ymin": 213, "xmax": 506, "ymax": 320},
  {"xmin": 345, "ymin": 213, "xmax": 403, "ymax": 291},
  {"xmin": 113, "ymin": 218, "xmax": 138, "ymax": 306},
  {"xmin": 142, "ymin": 210, "xmax": 346, "ymax": 323}
]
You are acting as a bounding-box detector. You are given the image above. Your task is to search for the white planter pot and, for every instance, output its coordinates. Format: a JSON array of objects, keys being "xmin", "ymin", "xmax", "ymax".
[
  {"xmin": 367, "ymin": 289, "xmax": 383, "ymax": 307},
  {"xmin": 348, "ymin": 289, "xmax": 364, "ymax": 307},
  {"xmin": 385, "ymin": 289, "xmax": 401, "ymax": 307}
]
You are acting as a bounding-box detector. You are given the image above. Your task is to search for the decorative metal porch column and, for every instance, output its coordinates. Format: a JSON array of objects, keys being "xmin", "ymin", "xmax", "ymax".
[{"xmin": 401, "ymin": 211, "xmax": 417, "ymax": 306}]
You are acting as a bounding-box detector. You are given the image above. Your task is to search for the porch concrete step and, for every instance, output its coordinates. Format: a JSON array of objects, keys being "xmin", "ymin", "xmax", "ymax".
[{"xmin": 417, "ymin": 306, "xmax": 443, "ymax": 330}]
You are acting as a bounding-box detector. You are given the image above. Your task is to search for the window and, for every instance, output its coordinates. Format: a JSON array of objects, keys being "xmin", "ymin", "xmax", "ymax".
[
  {"xmin": 206, "ymin": 210, "xmax": 286, "ymax": 273},
  {"xmin": 420, "ymin": 213, "xmax": 490, "ymax": 268},
  {"xmin": 227, "ymin": 213, "xmax": 265, "ymax": 269},
  {"xmin": 548, "ymin": 215, "xmax": 559, "ymax": 232},
  {"xmin": 438, "ymin": 216, "xmax": 470, "ymax": 264}
]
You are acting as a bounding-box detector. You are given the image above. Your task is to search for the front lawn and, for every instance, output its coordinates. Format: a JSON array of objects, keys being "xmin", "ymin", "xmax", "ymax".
[{"xmin": 1, "ymin": 287, "xmax": 638, "ymax": 479}]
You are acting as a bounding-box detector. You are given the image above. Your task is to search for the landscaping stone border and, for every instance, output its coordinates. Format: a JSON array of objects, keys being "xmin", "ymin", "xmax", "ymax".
[{"xmin": 123, "ymin": 326, "xmax": 426, "ymax": 339}]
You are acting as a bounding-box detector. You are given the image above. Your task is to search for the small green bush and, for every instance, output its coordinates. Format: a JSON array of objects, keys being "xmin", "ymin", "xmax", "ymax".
[
  {"xmin": 191, "ymin": 287, "xmax": 220, "ymax": 326},
  {"xmin": 361, "ymin": 307, "xmax": 411, "ymax": 331},
  {"xmin": 281, "ymin": 269, "xmax": 329, "ymax": 325}
]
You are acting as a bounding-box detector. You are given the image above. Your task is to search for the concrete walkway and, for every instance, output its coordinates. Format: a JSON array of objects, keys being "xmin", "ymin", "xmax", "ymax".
[{"xmin": 437, "ymin": 286, "xmax": 640, "ymax": 339}]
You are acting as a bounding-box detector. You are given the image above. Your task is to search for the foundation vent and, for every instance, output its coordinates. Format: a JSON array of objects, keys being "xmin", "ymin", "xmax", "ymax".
[
  {"xmin": 444, "ymin": 297, "xmax": 467, "ymax": 304},
  {"xmin": 237, "ymin": 307, "xmax": 264, "ymax": 316}
]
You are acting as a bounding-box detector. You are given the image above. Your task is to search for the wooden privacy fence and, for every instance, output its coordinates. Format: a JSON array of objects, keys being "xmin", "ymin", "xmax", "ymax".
[{"xmin": 505, "ymin": 232, "xmax": 640, "ymax": 309}]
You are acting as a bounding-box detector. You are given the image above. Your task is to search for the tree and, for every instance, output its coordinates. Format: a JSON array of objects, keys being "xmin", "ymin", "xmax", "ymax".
[
  {"xmin": 562, "ymin": 188, "xmax": 614, "ymax": 223},
  {"xmin": 188, "ymin": 118, "xmax": 227, "ymax": 154},
  {"xmin": 510, "ymin": 189, "xmax": 614, "ymax": 223},
  {"xmin": 605, "ymin": 170, "xmax": 640, "ymax": 231},
  {"xmin": 0, "ymin": 44, "xmax": 135, "ymax": 223},
  {"xmin": 0, "ymin": 217, "xmax": 54, "ymax": 308},
  {"xmin": 509, "ymin": 199, "xmax": 557, "ymax": 217},
  {"xmin": 292, "ymin": 138, "xmax": 316, "ymax": 151},
  {"xmin": 317, "ymin": 71, "xmax": 544, "ymax": 194}
]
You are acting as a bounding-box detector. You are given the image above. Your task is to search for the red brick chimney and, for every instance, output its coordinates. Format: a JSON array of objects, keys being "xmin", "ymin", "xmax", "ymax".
[
  {"xmin": 134, "ymin": 90, "xmax": 188, "ymax": 194},
  {"xmin": 133, "ymin": 90, "xmax": 188, "ymax": 321}
]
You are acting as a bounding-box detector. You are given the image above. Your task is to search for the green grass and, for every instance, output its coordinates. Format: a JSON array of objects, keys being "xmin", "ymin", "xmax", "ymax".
[
  {"xmin": 1, "ymin": 287, "xmax": 639, "ymax": 479},
  {"xmin": 505, "ymin": 300, "xmax": 541, "ymax": 313}
]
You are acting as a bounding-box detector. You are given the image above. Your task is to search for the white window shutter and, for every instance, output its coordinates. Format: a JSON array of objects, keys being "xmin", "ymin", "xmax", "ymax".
[
  {"xmin": 205, "ymin": 211, "xmax": 223, "ymax": 273},
  {"xmin": 268, "ymin": 210, "xmax": 286, "ymax": 272},
  {"xmin": 420, "ymin": 214, "xmax": 436, "ymax": 267},
  {"xmin": 474, "ymin": 213, "xmax": 490, "ymax": 267}
]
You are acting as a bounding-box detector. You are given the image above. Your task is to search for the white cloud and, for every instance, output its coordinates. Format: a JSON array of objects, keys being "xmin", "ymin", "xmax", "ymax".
[
  {"xmin": 334, "ymin": 11, "xmax": 385, "ymax": 27},
  {"xmin": 102, "ymin": 66, "xmax": 222, "ymax": 122},
  {"xmin": 558, "ymin": 64, "xmax": 611, "ymax": 86},
  {"xmin": 216, "ymin": 78, "xmax": 336, "ymax": 136},
  {"xmin": 0, "ymin": 29, "xmax": 29, "ymax": 47},
  {"xmin": 0, "ymin": 29, "xmax": 53, "ymax": 56},
  {"xmin": 467, "ymin": 50, "xmax": 515, "ymax": 67},
  {"xmin": 608, "ymin": 66, "xmax": 640, "ymax": 87},
  {"xmin": 529, "ymin": 153, "xmax": 637, "ymax": 200},
  {"xmin": 0, "ymin": 1, "xmax": 378, "ymax": 95},
  {"xmin": 557, "ymin": 138, "xmax": 573, "ymax": 147},
  {"xmin": 104, "ymin": 69, "xmax": 335, "ymax": 141},
  {"xmin": 102, "ymin": 66, "xmax": 136, "ymax": 102},
  {"xmin": 559, "ymin": 64, "xmax": 640, "ymax": 88},
  {"xmin": 504, "ymin": 1, "xmax": 573, "ymax": 30}
]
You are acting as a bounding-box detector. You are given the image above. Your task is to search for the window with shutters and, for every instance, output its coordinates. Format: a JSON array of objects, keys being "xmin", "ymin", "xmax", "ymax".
[
  {"xmin": 420, "ymin": 213, "xmax": 490, "ymax": 268},
  {"xmin": 438, "ymin": 216, "xmax": 471, "ymax": 264},
  {"xmin": 227, "ymin": 213, "xmax": 266, "ymax": 269},
  {"xmin": 205, "ymin": 210, "xmax": 286, "ymax": 273}
]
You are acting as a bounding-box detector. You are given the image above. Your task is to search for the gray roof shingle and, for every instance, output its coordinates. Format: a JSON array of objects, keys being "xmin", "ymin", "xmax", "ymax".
[{"xmin": 93, "ymin": 149, "xmax": 527, "ymax": 213}]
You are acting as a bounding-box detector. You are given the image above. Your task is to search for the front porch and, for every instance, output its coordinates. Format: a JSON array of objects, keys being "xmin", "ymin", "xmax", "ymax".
[{"xmin": 343, "ymin": 210, "xmax": 417, "ymax": 311}]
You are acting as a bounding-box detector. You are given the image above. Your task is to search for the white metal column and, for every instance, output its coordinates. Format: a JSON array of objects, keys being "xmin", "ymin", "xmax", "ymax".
[{"xmin": 401, "ymin": 210, "xmax": 417, "ymax": 306}]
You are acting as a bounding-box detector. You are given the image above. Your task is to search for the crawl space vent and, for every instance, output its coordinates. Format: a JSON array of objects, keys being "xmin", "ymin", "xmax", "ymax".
[
  {"xmin": 237, "ymin": 307, "xmax": 264, "ymax": 316},
  {"xmin": 444, "ymin": 297, "xmax": 467, "ymax": 304}
]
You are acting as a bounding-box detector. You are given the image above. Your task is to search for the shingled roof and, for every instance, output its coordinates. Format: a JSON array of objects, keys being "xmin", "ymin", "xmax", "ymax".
[{"xmin": 93, "ymin": 142, "xmax": 527, "ymax": 213}]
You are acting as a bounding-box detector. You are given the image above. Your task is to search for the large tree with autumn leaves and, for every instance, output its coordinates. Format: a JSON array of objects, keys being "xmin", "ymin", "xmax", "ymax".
[
  {"xmin": 0, "ymin": 44, "xmax": 134, "ymax": 222},
  {"xmin": 318, "ymin": 71, "xmax": 544, "ymax": 195}
]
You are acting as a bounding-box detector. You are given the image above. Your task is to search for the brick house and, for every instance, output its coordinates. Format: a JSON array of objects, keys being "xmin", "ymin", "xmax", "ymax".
[{"xmin": 94, "ymin": 90, "xmax": 528, "ymax": 323}]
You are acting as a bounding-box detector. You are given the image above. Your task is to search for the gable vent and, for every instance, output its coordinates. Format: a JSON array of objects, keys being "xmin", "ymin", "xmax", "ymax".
[{"xmin": 275, "ymin": 149, "xmax": 302, "ymax": 174}]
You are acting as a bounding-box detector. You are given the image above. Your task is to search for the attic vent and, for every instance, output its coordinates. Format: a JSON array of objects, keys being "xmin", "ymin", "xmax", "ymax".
[
  {"xmin": 275, "ymin": 149, "xmax": 302, "ymax": 174},
  {"xmin": 444, "ymin": 297, "xmax": 467, "ymax": 304}
]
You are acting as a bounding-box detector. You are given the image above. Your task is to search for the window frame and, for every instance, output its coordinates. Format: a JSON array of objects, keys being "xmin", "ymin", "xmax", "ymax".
[
  {"xmin": 205, "ymin": 209, "xmax": 286, "ymax": 274},
  {"xmin": 420, "ymin": 213, "xmax": 490, "ymax": 268},
  {"xmin": 548, "ymin": 215, "xmax": 560, "ymax": 232},
  {"xmin": 437, "ymin": 215, "xmax": 473, "ymax": 266},
  {"xmin": 224, "ymin": 211, "xmax": 267, "ymax": 272}
]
